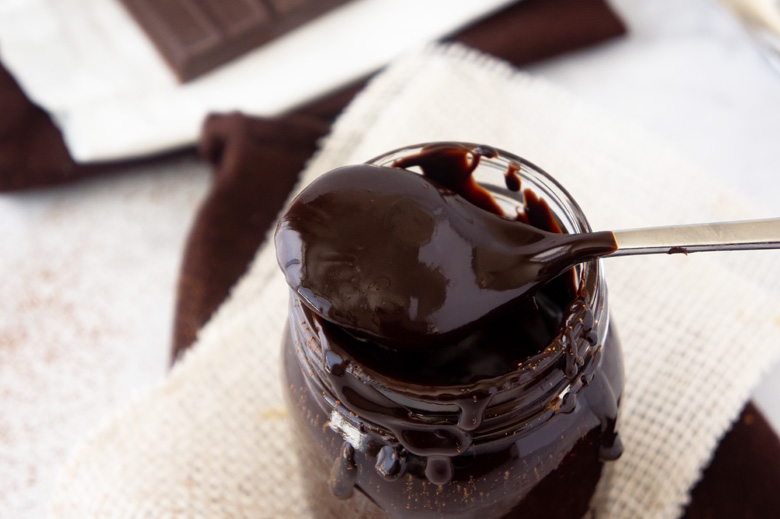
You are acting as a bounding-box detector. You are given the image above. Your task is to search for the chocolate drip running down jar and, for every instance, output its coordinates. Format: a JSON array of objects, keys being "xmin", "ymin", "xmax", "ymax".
[{"xmin": 276, "ymin": 143, "xmax": 624, "ymax": 519}]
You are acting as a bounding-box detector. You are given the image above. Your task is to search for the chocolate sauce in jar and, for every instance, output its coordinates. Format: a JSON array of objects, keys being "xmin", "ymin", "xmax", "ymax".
[{"xmin": 277, "ymin": 143, "xmax": 623, "ymax": 519}]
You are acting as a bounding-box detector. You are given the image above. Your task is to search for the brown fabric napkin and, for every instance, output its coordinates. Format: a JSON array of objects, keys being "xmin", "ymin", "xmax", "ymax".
[
  {"xmin": 0, "ymin": 65, "xmax": 195, "ymax": 192},
  {"xmin": 2, "ymin": 0, "xmax": 777, "ymax": 516},
  {"xmin": 687, "ymin": 403, "xmax": 780, "ymax": 519},
  {"xmin": 0, "ymin": 64, "xmax": 108, "ymax": 191}
]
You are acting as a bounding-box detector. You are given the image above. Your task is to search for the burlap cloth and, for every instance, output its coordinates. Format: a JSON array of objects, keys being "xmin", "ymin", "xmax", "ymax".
[{"xmin": 49, "ymin": 44, "xmax": 780, "ymax": 519}]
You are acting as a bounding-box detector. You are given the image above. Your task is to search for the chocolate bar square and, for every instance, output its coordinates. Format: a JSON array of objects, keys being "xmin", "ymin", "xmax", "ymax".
[{"xmin": 120, "ymin": 0, "xmax": 354, "ymax": 82}]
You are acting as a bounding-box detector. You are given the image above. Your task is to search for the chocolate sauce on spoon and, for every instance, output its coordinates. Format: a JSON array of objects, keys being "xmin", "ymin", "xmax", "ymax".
[
  {"xmin": 278, "ymin": 144, "xmax": 625, "ymax": 505},
  {"xmin": 275, "ymin": 144, "xmax": 617, "ymax": 348}
]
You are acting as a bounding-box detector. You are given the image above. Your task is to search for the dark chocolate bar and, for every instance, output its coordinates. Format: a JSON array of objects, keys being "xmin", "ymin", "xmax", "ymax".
[{"xmin": 119, "ymin": 0, "xmax": 353, "ymax": 82}]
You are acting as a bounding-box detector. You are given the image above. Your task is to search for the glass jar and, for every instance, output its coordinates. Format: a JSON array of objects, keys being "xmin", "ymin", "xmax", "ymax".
[{"xmin": 280, "ymin": 143, "xmax": 623, "ymax": 519}]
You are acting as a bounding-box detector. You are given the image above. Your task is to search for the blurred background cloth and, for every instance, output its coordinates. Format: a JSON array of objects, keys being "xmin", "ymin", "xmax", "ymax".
[{"xmin": 1, "ymin": 0, "xmax": 780, "ymax": 518}]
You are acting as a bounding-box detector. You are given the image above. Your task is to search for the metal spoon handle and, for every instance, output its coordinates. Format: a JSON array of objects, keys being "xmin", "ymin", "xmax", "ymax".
[{"xmin": 609, "ymin": 218, "xmax": 780, "ymax": 256}]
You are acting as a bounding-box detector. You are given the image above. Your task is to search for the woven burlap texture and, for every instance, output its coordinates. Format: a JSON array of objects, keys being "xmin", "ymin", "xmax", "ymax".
[{"xmin": 50, "ymin": 45, "xmax": 780, "ymax": 519}]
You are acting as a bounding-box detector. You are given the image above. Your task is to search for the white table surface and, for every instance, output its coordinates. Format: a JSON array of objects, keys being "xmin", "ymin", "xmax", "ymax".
[{"xmin": 1, "ymin": 0, "xmax": 778, "ymax": 518}]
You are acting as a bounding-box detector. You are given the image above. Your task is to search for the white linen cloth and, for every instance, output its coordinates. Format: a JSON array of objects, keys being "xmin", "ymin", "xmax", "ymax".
[
  {"xmin": 0, "ymin": 0, "xmax": 512, "ymax": 162},
  {"xmin": 47, "ymin": 44, "xmax": 780, "ymax": 519}
]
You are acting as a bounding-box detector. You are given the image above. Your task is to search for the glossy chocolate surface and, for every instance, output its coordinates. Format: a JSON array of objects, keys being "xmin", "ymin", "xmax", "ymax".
[
  {"xmin": 119, "ymin": 0, "xmax": 353, "ymax": 82},
  {"xmin": 276, "ymin": 144, "xmax": 617, "ymax": 348},
  {"xmin": 276, "ymin": 143, "xmax": 623, "ymax": 518}
]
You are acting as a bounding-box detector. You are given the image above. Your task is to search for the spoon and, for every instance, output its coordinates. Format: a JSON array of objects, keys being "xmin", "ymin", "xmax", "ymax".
[{"xmin": 275, "ymin": 164, "xmax": 780, "ymax": 349}]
